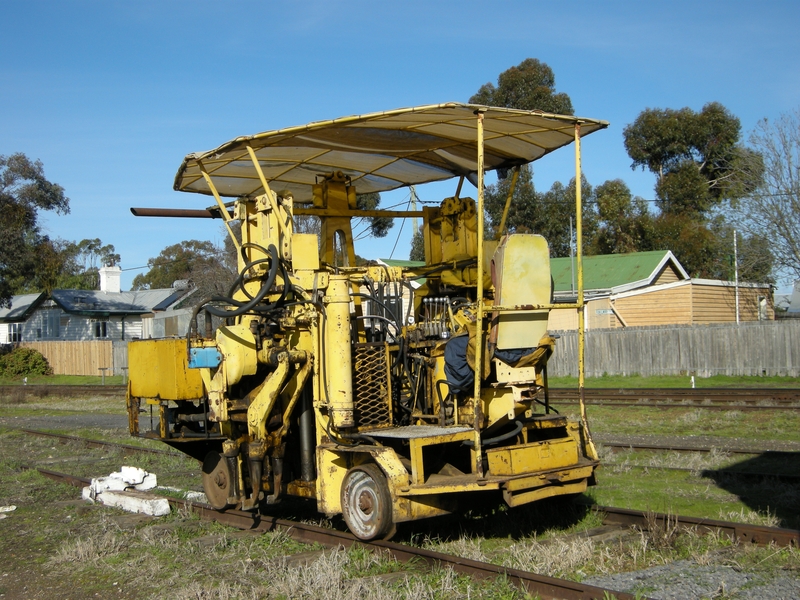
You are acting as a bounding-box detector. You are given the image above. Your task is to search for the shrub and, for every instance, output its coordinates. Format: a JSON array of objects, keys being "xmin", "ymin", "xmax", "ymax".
[{"xmin": 0, "ymin": 347, "xmax": 52, "ymax": 377}]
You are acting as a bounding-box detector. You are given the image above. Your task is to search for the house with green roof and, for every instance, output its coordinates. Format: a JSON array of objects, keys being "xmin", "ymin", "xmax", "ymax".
[
  {"xmin": 547, "ymin": 250, "xmax": 773, "ymax": 330},
  {"xmin": 551, "ymin": 250, "xmax": 688, "ymax": 296},
  {"xmin": 373, "ymin": 250, "xmax": 771, "ymax": 331}
]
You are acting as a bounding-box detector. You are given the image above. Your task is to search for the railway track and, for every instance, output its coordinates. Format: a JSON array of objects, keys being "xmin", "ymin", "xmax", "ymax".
[
  {"xmin": 0, "ymin": 384, "xmax": 126, "ymax": 397},
  {"xmin": 597, "ymin": 439, "xmax": 800, "ymax": 455},
  {"xmin": 31, "ymin": 466, "xmax": 800, "ymax": 599},
  {"xmin": 34, "ymin": 466, "xmax": 638, "ymax": 600},
  {"xmin": 549, "ymin": 387, "xmax": 800, "ymax": 410},
  {"xmin": 4, "ymin": 384, "xmax": 798, "ymax": 410},
  {"xmin": 21, "ymin": 429, "xmax": 177, "ymax": 456},
  {"xmin": 24, "ymin": 428, "xmax": 800, "ymax": 488},
  {"xmin": 602, "ymin": 462, "xmax": 800, "ymax": 484}
]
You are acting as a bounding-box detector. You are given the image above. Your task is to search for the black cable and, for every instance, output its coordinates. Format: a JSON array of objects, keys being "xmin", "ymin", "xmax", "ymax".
[
  {"xmin": 463, "ymin": 420, "xmax": 524, "ymax": 448},
  {"xmin": 204, "ymin": 245, "xmax": 280, "ymax": 318}
]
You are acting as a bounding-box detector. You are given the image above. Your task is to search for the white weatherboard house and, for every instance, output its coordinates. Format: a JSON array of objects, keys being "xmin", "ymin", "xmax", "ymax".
[{"xmin": 0, "ymin": 266, "xmax": 189, "ymax": 343}]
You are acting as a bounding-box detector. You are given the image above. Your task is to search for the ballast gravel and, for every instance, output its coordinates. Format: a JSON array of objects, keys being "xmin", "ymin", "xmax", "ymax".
[{"xmin": 584, "ymin": 559, "xmax": 800, "ymax": 599}]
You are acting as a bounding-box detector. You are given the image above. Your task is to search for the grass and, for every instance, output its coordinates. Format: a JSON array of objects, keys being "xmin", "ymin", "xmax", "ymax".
[
  {"xmin": 1, "ymin": 384, "xmax": 798, "ymax": 597},
  {"xmin": 4, "ymin": 372, "xmax": 799, "ymax": 389},
  {"xmin": 579, "ymin": 405, "xmax": 800, "ymax": 443}
]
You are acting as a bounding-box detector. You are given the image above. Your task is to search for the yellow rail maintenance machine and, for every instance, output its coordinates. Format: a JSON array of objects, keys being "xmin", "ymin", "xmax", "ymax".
[{"xmin": 128, "ymin": 103, "xmax": 607, "ymax": 540}]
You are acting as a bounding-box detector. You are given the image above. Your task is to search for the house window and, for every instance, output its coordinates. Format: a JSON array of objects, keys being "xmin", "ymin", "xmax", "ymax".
[
  {"xmin": 39, "ymin": 310, "xmax": 60, "ymax": 339},
  {"xmin": 94, "ymin": 321, "xmax": 108, "ymax": 338},
  {"xmin": 9, "ymin": 323, "xmax": 21, "ymax": 343}
]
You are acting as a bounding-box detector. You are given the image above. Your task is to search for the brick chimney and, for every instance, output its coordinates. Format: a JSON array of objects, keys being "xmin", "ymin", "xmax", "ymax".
[{"xmin": 99, "ymin": 265, "xmax": 122, "ymax": 294}]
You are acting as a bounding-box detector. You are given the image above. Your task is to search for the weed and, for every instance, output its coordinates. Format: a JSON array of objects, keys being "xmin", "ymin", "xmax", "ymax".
[{"xmin": 717, "ymin": 507, "xmax": 780, "ymax": 527}]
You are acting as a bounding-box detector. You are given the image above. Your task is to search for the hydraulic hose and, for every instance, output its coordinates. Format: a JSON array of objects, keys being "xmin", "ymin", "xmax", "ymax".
[
  {"xmin": 203, "ymin": 244, "xmax": 280, "ymax": 318},
  {"xmin": 463, "ymin": 420, "xmax": 524, "ymax": 448}
]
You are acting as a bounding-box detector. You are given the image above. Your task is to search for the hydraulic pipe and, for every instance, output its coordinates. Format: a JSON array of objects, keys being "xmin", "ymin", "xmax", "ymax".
[{"xmin": 299, "ymin": 386, "xmax": 316, "ymax": 481}]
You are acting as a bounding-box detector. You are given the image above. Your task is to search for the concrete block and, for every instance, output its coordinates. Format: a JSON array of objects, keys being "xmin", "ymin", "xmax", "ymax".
[
  {"xmin": 114, "ymin": 466, "xmax": 158, "ymax": 490},
  {"xmin": 85, "ymin": 476, "xmax": 128, "ymax": 500},
  {"xmin": 95, "ymin": 490, "xmax": 171, "ymax": 516},
  {"xmin": 184, "ymin": 491, "xmax": 207, "ymax": 503},
  {"xmin": 83, "ymin": 467, "xmax": 159, "ymax": 501}
]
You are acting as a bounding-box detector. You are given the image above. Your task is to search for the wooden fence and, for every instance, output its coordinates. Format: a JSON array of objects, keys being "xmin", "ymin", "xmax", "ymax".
[
  {"xmin": 21, "ymin": 341, "xmax": 116, "ymax": 377},
  {"xmin": 548, "ymin": 320, "xmax": 800, "ymax": 378},
  {"xmin": 21, "ymin": 320, "xmax": 800, "ymax": 379}
]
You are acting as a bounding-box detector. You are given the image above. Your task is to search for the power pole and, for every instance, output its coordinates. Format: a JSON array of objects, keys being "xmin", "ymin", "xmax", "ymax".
[{"xmin": 410, "ymin": 186, "xmax": 419, "ymax": 237}]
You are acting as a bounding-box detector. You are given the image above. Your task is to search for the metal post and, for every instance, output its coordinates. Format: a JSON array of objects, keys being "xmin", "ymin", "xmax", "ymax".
[
  {"xmin": 734, "ymin": 229, "xmax": 740, "ymax": 325},
  {"xmin": 472, "ymin": 110, "xmax": 486, "ymax": 477},
  {"xmin": 574, "ymin": 123, "xmax": 598, "ymax": 460},
  {"xmin": 496, "ymin": 166, "xmax": 521, "ymax": 240},
  {"xmin": 197, "ymin": 159, "xmax": 241, "ymax": 252}
]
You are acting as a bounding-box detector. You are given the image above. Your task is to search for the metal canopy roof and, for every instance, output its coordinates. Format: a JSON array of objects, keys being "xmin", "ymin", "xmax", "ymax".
[{"xmin": 174, "ymin": 103, "xmax": 608, "ymax": 202}]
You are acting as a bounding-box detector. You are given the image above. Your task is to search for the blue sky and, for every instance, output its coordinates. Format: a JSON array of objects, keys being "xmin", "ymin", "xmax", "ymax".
[{"xmin": 3, "ymin": 1, "xmax": 799, "ymax": 290}]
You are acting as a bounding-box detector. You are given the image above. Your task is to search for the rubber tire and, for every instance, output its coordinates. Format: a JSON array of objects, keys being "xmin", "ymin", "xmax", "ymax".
[{"xmin": 340, "ymin": 463, "xmax": 394, "ymax": 541}]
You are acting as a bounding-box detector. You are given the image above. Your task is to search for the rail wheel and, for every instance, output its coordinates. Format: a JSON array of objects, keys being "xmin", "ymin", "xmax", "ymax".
[
  {"xmin": 341, "ymin": 464, "xmax": 394, "ymax": 541},
  {"xmin": 202, "ymin": 451, "xmax": 233, "ymax": 510}
]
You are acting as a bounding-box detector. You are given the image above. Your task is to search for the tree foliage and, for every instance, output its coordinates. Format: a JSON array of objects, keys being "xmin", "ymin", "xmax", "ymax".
[
  {"xmin": 484, "ymin": 166, "xmax": 597, "ymax": 257},
  {"xmin": 622, "ymin": 103, "xmax": 773, "ymax": 280},
  {"xmin": 0, "ymin": 347, "xmax": 52, "ymax": 377},
  {"xmin": 0, "ymin": 153, "xmax": 70, "ymax": 306},
  {"xmin": 355, "ymin": 192, "xmax": 393, "ymax": 238},
  {"xmin": 470, "ymin": 58, "xmax": 574, "ymax": 115},
  {"xmin": 11, "ymin": 237, "xmax": 121, "ymax": 296},
  {"xmin": 727, "ymin": 108, "xmax": 800, "ymax": 282},
  {"xmin": 132, "ymin": 240, "xmax": 223, "ymax": 290},
  {"xmin": 409, "ymin": 230, "xmax": 425, "ymax": 262},
  {"xmin": 591, "ymin": 179, "xmax": 654, "ymax": 255},
  {"xmin": 623, "ymin": 102, "xmax": 758, "ymax": 215}
]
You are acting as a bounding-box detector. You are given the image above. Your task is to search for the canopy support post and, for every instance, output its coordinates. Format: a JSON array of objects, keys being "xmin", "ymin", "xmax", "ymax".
[
  {"xmin": 197, "ymin": 159, "xmax": 240, "ymax": 252},
  {"xmin": 574, "ymin": 123, "xmax": 597, "ymax": 459},
  {"xmin": 496, "ymin": 166, "xmax": 521, "ymax": 240},
  {"xmin": 245, "ymin": 145, "xmax": 292, "ymax": 240},
  {"xmin": 472, "ymin": 109, "xmax": 486, "ymax": 478}
]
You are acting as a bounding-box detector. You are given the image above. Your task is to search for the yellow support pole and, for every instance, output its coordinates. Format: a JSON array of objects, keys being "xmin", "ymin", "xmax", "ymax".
[
  {"xmin": 495, "ymin": 166, "xmax": 521, "ymax": 240},
  {"xmin": 245, "ymin": 145, "xmax": 291, "ymax": 239},
  {"xmin": 472, "ymin": 109, "xmax": 486, "ymax": 477},
  {"xmin": 197, "ymin": 159, "xmax": 241, "ymax": 252},
  {"xmin": 574, "ymin": 123, "xmax": 598, "ymax": 459}
]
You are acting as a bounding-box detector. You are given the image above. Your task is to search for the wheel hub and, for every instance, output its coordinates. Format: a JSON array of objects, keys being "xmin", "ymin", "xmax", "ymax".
[
  {"xmin": 358, "ymin": 491, "xmax": 374, "ymax": 515},
  {"xmin": 202, "ymin": 452, "xmax": 233, "ymax": 510}
]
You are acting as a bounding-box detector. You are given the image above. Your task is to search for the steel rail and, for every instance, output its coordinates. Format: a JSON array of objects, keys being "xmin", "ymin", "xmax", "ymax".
[
  {"xmin": 26, "ymin": 428, "xmax": 798, "ymax": 483},
  {"xmin": 22, "ymin": 429, "xmax": 179, "ymax": 456},
  {"xmin": 30, "ymin": 466, "xmax": 800, "ymax": 598},
  {"xmin": 35, "ymin": 465, "xmax": 800, "ymax": 550},
  {"xmin": 31, "ymin": 465, "xmax": 639, "ymax": 599},
  {"xmin": 599, "ymin": 440, "xmax": 799, "ymax": 455},
  {"xmin": 552, "ymin": 400, "xmax": 796, "ymax": 411},
  {"xmin": 600, "ymin": 462, "xmax": 800, "ymax": 484},
  {"xmin": 594, "ymin": 505, "xmax": 800, "ymax": 547},
  {"xmin": 5, "ymin": 385, "xmax": 798, "ymax": 409},
  {"xmin": 0, "ymin": 384, "xmax": 126, "ymax": 397},
  {"xmin": 550, "ymin": 387, "xmax": 800, "ymax": 406}
]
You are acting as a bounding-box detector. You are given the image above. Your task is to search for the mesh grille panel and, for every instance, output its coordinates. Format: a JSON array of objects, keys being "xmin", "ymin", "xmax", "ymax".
[{"xmin": 353, "ymin": 343, "xmax": 391, "ymax": 427}]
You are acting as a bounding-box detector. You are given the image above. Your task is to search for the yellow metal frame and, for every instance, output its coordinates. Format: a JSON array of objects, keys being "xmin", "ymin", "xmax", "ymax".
[{"xmin": 128, "ymin": 103, "xmax": 606, "ymax": 536}]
